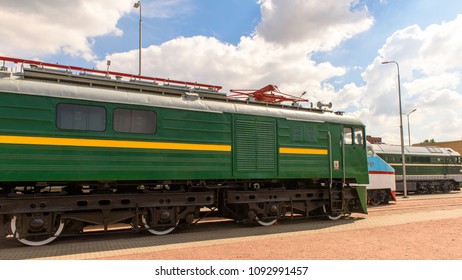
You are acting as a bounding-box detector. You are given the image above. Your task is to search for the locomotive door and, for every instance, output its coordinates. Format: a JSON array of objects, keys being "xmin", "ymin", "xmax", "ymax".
[
  {"xmin": 326, "ymin": 125, "xmax": 344, "ymax": 184},
  {"xmin": 342, "ymin": 126, "xmax": 365, "ymax": 184}
]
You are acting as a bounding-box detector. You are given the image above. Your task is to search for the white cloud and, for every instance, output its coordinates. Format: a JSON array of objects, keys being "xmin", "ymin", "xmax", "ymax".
[
  {"xmin": 404, "ymin": 73, "xmax": 460, "ymax": 97},
  {"xmin": 97, "ymin": 0, "xmax": 373, "ymax": 107},
  {"xmin": 0, "ymin": 0, "xmax": 375, "ymax": 103},
  {"xmin": 0, "ymin": 0, "xmax": 133, "ymax": 60},
  {"xmin": 6, "ymin": 0, "xmax": 460, "ymax": 145},
  {"xmin": 99, "ymin": 34, "xmax": 352, "ymax": 106},
  {"xmin": 350, "ymin": 15, "xmax": 462, "ymax": 144},
  {"xmin": 256, "ymin": 0, "xmax": 374, "ymax": 51}
]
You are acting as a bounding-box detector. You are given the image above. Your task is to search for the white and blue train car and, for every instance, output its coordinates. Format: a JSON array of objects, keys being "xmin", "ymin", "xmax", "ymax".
[{"xmin": 366, "ymin": 143, "xmax": 397, "ymax": 205}]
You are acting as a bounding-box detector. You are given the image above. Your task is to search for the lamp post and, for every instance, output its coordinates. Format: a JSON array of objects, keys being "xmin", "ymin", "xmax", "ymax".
[
  {"xmin": 382, "ymin": 60, "xmax": 408, "ymax": 198},
  {"xmin": 134, "ymin": 1, "xmax": 142, "ymax": 77},
  {"xmin": 403, "ymin": 109, "xmax": 417, "ymax": 146}
]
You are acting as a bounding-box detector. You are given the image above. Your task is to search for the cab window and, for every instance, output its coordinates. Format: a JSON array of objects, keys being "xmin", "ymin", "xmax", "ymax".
[
  {"xmin": 354, "ymin": 128, "xmax": 364, "ymax": 145},
  {"xmin": 343, "ymin": 128, "xmax": 353, "ymax": 145}
]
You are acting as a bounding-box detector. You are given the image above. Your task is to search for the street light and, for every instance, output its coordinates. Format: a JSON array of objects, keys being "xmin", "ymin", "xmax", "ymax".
[
  {"xmin": 134, "ymin": 1, "xmax": 142, "ymax": 77},
  {"xmin": 382, "ymin": 60, "xmax": 408, "ymax": 198},
  {"xmin": 403, "ymin": 108, "xmax": 417, "ymax": 146}
]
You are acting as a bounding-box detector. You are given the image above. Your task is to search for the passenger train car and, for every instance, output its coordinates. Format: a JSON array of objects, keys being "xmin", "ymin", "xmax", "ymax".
[
  {"xmin": 371, "ymin": 143, "xmax": 462, "ymax": 194},
  {"xmin": 0, "ymin": 56, "xmax": 368, "ymax": 246}
]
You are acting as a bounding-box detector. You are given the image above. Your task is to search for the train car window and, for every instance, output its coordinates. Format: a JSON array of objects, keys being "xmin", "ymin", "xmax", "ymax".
[
  {"xmin": 57, "ymin": 103, "xmax": 106, "ymax": 131},
  {"xmin": 113, "ymin": 108, "xmax": 156, "ymax": 134},
  {"xmin": 367, "ymin": 146, "xmax": 374, "ymax": 156},
  {"xmin": 354, "ymin": 128, "xmax": 364, "ymax": 145},
  {"xmin": 343, "ymin": 128, "xmax": 353, "ymax": 145}
]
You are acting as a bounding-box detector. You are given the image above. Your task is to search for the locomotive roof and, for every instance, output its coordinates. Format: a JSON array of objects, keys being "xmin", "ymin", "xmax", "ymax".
[
  {"xmin": 371, "ymin": 143, "xmax": 460, "ymax": 157},
  {"xmin": 0, "ymin": 66, "xmax": 364, "ymax": 127}
]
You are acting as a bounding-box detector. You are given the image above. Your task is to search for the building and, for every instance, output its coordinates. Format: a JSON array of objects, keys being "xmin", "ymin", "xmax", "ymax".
[{"xmin": 366, "ymin": 135, "xmax": 382, "ymax": 144}]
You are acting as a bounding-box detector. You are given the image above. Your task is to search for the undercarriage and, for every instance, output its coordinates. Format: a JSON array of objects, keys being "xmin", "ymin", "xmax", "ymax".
[{"xmin": 0, "ymin": 179, "xmax": 367, "ymax": 246}]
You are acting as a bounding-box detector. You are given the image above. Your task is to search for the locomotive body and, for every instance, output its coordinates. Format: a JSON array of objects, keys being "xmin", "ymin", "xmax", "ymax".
[
  {"xmin": 0, "ymin": 57, "xmax": 368, "ymax": 245},
  {"xmin": 371, "ymin": 143, "xmax": 462, "ymax": 194}
]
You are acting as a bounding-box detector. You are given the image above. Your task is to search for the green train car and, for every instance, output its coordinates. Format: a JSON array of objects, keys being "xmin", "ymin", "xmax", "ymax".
[
  {"xmin": 0, "ymin": 57, "xmax": 368, "ymax": 246},
  {"xmin": 371, "ymin": 143, "xmax": 462, "ymax": 193}
]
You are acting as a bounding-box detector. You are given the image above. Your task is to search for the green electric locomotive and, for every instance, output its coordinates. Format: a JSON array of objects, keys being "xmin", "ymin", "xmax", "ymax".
[{"xmin": 0, "ymin": 56, "xmax": 368, "ymax": 246}]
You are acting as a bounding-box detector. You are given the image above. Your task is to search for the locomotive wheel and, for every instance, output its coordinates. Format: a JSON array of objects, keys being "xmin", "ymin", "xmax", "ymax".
[
  {"xmin": 141, "ymin": 214, "xmax": 178, "ymax": 236},
  {"xmin": 369, "ymin": 190, "xmax": 382, "ymax": 205},
  {"xmin": 249, "ymin": 203, "xmax": 283, "ymax": 226},
  {"xmin": 255, "ymin": 217, "xmax": 278, "ymax": 226},
  {"xmin": 322, "ymin": 205, "xmax": 343, "ymax": 220},
  {"xmin": 10, "ymin": 214, "xmax": 64, "ymax": 246},
  {"xmin": 370, "ymin": 198, "xmax": 381, "ymax": 206}
]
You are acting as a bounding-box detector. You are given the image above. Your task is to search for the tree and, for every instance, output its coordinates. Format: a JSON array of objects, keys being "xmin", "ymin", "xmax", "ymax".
[{"xmin": 422, "ymin": 138, "xmax": 435, "ymax": 144}]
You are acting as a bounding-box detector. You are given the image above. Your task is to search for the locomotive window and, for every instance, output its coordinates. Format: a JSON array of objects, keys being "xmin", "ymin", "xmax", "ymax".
[
  {"xmin": 354, "ymin": 128, "xmax": 364, "ymax": 145},
  {"xmin": 113, "ymin": 108, "xmax": 156, "ymax": 134},
  {"xmin": 415, "ymin": 156, "xmax": 430, "ymax": 163},
  {"xmin": 57, "ymin": 103, "xmax": 106, "ymax": 131},
  {"xmin": 343, "ymin": 128, "xmax": 353, "ymax": 145},
  {"xmin": 367, "ymin": 146, "xmax": 374, "ymax": 156}
]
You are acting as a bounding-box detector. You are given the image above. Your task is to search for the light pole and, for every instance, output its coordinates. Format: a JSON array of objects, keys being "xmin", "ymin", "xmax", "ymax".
[
  {"xmin": 134, "ymin": 1, "xmax": 142, "ymax": 77},
  {"xmin": 403, "ymin": 108, "xmax": 417, "ymax": 146},
  {"xmin": 382, "ymin": 60, "xmax": 408, "ymax": 198}
]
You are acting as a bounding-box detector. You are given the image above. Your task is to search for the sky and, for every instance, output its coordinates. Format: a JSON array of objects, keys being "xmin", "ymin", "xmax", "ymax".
[{"xmin": 1, "ymin": 0, "xmax": 462, "ymax": 145}]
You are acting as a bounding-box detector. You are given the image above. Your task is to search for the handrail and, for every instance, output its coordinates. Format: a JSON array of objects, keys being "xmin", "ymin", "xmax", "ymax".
[{"xmin": 0, "ymin": 56, "xmax": 222, "ymax": 91}]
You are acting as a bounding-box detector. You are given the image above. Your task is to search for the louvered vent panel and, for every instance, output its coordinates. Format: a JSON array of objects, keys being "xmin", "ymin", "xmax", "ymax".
[
  {"xmin": 234, "ymin": 117, "xmax": 277, "ymax": 173},
  {"xmin": 257, "ymin": 121, "xmax": 276, "ymax": 170},
  {"xmin": 235, "ymin": 119, "xmax": 257, "ymax": 171}
]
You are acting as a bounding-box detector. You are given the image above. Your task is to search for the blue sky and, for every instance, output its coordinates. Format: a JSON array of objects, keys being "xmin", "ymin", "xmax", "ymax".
[
  {"xmin": 315, "ymin": 0, "xmax": 462, "ymax": 87},
  {"xmin": 2, "ymin": 0, "xmax": 462, "ymax": 144}
]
